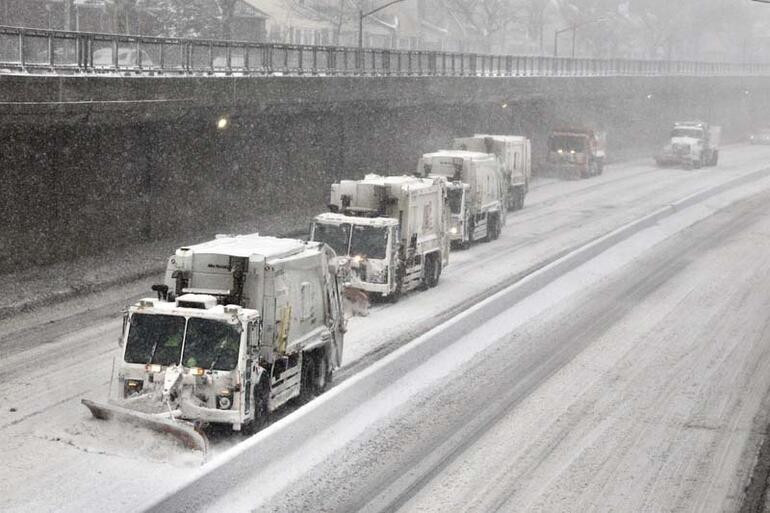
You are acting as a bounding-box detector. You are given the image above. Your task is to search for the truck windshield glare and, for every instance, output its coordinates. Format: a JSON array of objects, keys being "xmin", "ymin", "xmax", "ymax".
[
  {"xmin": 181, "ymin": 318, "xmax": 241, "ymax": 371},
  {"xmin": 350, "ymin": 225, "xmax": 388, "ymax": 259},
  {"xmin": 124, "ymin": 314, "xmax": 186, "ymax": 366},
  {"xmin": 313, "ymin": 222, "xmax": 351, "ymax": 256}
]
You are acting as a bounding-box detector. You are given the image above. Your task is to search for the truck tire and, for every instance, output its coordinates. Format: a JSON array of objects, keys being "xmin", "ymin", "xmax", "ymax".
[
  {"xmin": 297, "ymin": 352, "xmax": 317, "ymax": 405},
  {"xmin": 511, "ymin": 187, "xmax": 525, "ymax": 211},
  {"xmin": 597, "ymin": 161, "xmax": 604, "ymax": 175},
  {"xmin": 314, "ymin": 348, "xmax": 331, "ymax": 395},
  {"xmin": 693, "ymin": 153, "xmax": 703, "ymax": 169},
  {"xmin": 423, "ymin": 254, "xmax": 441, "ymax": 288},
  {"xmin": 490, "ymin": 214, "xmax": 501, "ymax": 240},
  {"xmin": 711, "ymin": 150, "xmax": 719, "ymax": 166},
  {"xmin": 388, "ymin": 264, "xmax": 404, "ymax": 302},
  {"xmin": 242, "ymin": 378, "xmax": 270, "ymax": 435},
  {"xmin": 483, "ymin": 216, "xmax": 495, "ymax": 242}
]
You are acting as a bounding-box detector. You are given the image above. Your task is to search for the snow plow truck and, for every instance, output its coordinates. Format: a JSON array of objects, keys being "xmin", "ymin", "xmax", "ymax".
[
  {"xmin": 310, "ymin": 174, "xmax": 450, "ymax": 302},
  {"xmin": 545, "ymin": 127, "xmax": 606, "ymax": 179},
  {"xmin": 82, "ymin": 234, "xmax": 346, "ymax": 453},
  {"xmin": 416, "ymin": 150, "xmax": 507, "ymax": 247},
  {"xmin": 655, "ymin": 121, "xmax": 720, "ymax": 169},
  {"xmin": 452, "ymin": 135, "xmax": 531, "ymax": 211}
]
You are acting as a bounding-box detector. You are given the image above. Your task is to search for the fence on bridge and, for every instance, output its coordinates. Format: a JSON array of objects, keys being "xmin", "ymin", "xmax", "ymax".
[{"xmin": 1, "ymin": 25, "xmax": 769, "ymax": 78}]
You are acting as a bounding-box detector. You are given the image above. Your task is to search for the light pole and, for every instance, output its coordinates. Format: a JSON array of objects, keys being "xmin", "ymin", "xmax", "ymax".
[
  {"xmin": 553, "ymin": 17, "xmax": 608, "ymax": 58},
  {"xmin": 359, "ymin": 0, "xmax": 407, "ymax": 49}
]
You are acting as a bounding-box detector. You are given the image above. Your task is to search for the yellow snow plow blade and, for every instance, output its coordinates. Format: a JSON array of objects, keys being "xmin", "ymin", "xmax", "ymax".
[{"xmin": 81, "ymin": 398, "xmax": 209, "ymax": 454}]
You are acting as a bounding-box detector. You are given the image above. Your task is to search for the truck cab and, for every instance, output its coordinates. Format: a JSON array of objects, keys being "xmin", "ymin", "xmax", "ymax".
[
  {"xmin": 417, "ymin": 150, "xmax": 505, "ymax": 247},
  {"xmin": 117, "ymin": 295, "xmax": 262, "ymax": 431},
  {"xmin": 656, "ymin": 121, "xmax": 720, "ymax": 169},
  {"xmin": 310, "ymin": 174, "xmax": 449, "ymax": 301},
  {"xmin": 90, "ymin": 234, "xmax": 346, "ymax": 440},
  {"xmin": 311, "ymin": 214, "xmax": 398, "ymax": 296},
  {"xmin": 546, "ymin": 127, "xmax": 606, "ymax": 179}
]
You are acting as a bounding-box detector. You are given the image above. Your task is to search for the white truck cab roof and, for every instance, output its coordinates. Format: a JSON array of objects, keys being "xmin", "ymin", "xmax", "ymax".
[
  {"xmin": 176, "ymin": 234, "xmax": 319, "ymax": 261},
  {"xmin": 314, "ymin": 212, "xmax": 399, "ymax": 227},
  {"xmin": 132, "ymin": 294, "xmax": 260, "ymax": 323},
  {"xmin": 421, "ymin": 150, "xmax": 494, "ymax": 161}
]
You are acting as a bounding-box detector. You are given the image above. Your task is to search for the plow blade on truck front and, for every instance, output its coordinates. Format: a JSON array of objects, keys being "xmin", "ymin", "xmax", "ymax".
[{"xmin": 81, "ymin": 398, "xmax": 209, "ymax": 454}]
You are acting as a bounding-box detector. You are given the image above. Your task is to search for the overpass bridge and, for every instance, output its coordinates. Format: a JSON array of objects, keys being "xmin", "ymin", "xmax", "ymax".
[{"xmin": 1, "ymin": 25, "xmax": 769, "ymax": 271}]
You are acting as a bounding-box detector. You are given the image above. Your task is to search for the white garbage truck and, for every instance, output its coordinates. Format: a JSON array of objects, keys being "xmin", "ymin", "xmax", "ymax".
[
  {"xmin": 310, "ymin": 174, "xmax": 449, "ymax": 302},
  {"xmin": 655, "ymin": 121, "xmax": 720, "ymax": 169},
  {"xmin": 453, "ymin": 135, "xmax": 531, "ymax": 210},
  {"xmin": 82, "ymin": 234, "xmax": 346, "ymax": 452},
  {"xmin": 416, "ymin": 150, "xmax": 507, "ymax": 248}
]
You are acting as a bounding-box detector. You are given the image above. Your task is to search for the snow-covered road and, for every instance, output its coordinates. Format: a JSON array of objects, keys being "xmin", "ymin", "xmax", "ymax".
[
  {"xmin": 3, "ymin": 145, "xmax": 770, "ymax": 512},
  {"xmin": 252, "ymin": 185, "xmax": 770, "ymax": 513}
]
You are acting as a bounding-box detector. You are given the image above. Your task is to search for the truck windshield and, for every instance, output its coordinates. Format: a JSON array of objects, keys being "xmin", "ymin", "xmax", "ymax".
[
  {"xmin": 549, "ymin": 135, "xmax": 586, "ymax": 153},
  {"xmin": 124, "ymin": 314, "xmax": 186, "ymax": 366},
  {"xmin": 671, "ymin": 128, "xmax": 703, "ymax": 138},
  {"xmin": 350, "ymin": 225, "xmax": 388, "ymax": 260},
  {"xmin": 181, "ymin": 318, "xmax": 241, "ymax": 371},
  {"xmin": 313, "ymin": 222, "xmax": 351, "ymax": 256},
  {"xmin": 448, "ymin": 188, "xmax": 463, "ymax": 214}
]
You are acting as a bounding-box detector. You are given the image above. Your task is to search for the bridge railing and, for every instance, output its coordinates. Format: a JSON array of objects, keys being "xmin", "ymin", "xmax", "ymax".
[{"xmin": 1, "ymin": 25, "xmax": 767, "ymax": 77}]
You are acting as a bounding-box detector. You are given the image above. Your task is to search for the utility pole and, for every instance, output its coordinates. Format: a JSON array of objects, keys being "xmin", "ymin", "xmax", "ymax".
[
  {"xmin": 358, "ymin": 0, "xmax": 407, "ymax": 48},
  {"xmin": 553, "ymin": 17, "xmax": 608, "ymax": 58}
]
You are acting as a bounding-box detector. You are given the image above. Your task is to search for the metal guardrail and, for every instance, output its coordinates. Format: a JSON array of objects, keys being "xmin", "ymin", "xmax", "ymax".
[{"xmin": 1, "ymin": 25, "xmax": 769, "ymax": 78}]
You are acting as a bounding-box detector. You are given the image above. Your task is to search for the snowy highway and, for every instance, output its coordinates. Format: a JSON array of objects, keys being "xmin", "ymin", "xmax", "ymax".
[
  {"xmin": 246, "ymin": 170, "xmax": 770, "ymax": 513},
  {"xmin": 4, "ymin": 145, "xmax": 770, "ymax": 512}
]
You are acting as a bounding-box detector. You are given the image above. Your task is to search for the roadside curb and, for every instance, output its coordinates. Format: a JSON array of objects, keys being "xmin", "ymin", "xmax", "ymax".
[
  {"xmin": 147, "ymin": 165, "xmax": 770, "ymax": 512},
  {"xmin": 0, "ymin": 268, "xmax": 162, "ymax": 322}
]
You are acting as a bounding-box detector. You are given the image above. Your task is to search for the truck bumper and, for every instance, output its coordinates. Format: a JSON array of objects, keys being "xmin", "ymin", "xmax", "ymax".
[
  {"xmin": 349, "ymin": 280, "xmax": 390, "ymax": 295},
  {"xmin": 656, "ymin": 154, "xmax": 693, "ymax": 166},
  {"xmin": 179, "ymin": 399, "xmax": 243, "ymax": 428},
  {"xmin": 545, "ymin": 163, "xmax": 585, "ymax": 179}
]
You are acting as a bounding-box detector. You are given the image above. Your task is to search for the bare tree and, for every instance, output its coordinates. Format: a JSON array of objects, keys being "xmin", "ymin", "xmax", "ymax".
[
  {"xmin": 443, "ymin": 0, "xmax": 521, "ymax": 51},
  {"xmin": 213, "ymin": 0, "xmax": 237, "ymax": 40}
]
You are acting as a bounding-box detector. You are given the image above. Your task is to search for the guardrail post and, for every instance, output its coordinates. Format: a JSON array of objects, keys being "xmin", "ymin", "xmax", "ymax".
[
  {"xmin": 112, "ymin": 37, "xmax": 118, "ymax": 70},
  {"xmin": 18, "ymin": 29, "xmax": 24, "ymax": 69}
]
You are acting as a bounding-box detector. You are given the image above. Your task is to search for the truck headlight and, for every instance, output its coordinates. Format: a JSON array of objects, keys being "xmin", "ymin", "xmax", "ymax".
[
  {"xmin": 449, "ymin": 226, "xmax": 458, "ymax": 235},
  {"xmin": 124, "ymin": 379, "xmax": 143, "ymax": 397},
  {"xmin": 217, "ymin": 390, "xmax": 233, "ymax": 410}
]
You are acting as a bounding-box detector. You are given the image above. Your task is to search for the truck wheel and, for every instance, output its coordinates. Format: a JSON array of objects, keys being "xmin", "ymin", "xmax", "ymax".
[
  {"xmin": 423, "ymin": 254, "xmax": 441, "ymax": 288},
  {"xmin": 597, "ymin": 162, "xmax": 604, "ymax": 175},
  {"xmin": 693, "ymin": 154, "xmax": 703, "ymax": 169},
  {"xmin": 313, "ymin": 349, "xmax": 331, "ymax": 395},
  {"xmin": 483, "ymin": 217, "xmax": 495, "ymax": 242},
  {"xmin": 242, "ymin": 378, "xmax": 270, "ymax": 435},
  {"xmin": 297, "ymin": 353, "xmax": 317, "ymax": 405},
  {"xmin": 490, "ymin": 215, "xmax": 501, "ymax": 240},
  {"xmin": 711, "ymin": 151, "xmax": 719, "ymax": 166},
  {"xmin": 389, "ymin": 266, "xmax": 404, "ymax": 302},
  {"xmin": 512, "ymin": 188, "xmax": 525, "ymax": 211}
]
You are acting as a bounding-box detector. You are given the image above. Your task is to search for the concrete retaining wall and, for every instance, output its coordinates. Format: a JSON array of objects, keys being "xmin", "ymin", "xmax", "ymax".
[{"xmin": 1, "ymin": 74, "xmax": 769, "ymax": 272}]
